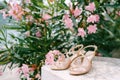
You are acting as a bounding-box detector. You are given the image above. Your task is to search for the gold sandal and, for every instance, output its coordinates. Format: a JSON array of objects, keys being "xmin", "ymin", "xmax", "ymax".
[{"xmin": 69, "ymin": 45, "xmax": 97, "ymax": 75}]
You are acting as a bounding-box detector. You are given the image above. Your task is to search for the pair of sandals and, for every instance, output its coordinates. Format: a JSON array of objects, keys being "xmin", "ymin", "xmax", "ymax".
[{"xmin": 51, "ymin": 44, "xmax": 97, "ymax": 75}]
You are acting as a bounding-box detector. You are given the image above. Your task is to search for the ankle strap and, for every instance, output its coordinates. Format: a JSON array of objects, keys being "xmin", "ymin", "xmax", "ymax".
[
  {"xmin": 66, "ymin": 44, "xmax": 84, "ymax": 58},
  {"xmin": 83, "ymin": 45, "xmax": 97, "ymax": 52}
]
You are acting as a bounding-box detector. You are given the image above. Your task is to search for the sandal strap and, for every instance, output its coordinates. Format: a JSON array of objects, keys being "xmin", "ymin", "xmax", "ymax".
[
  {"xmin": 66, "ymin": 44, "xmax": 83, "ymax": 58},
  {"xmin": 82, "ymin": 45, "xmax": 97, "ymax": 53}
]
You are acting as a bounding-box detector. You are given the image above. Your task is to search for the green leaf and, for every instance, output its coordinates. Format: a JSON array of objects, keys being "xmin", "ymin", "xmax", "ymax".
[
  {"xmin": 37, "ymin": 2, "xmax": 48, "ymax": 8},
  {"xmin": 9, "ymin": 34, "xmax": 16, "ymax": 39},
  {"xmin": 0, "ymin": 50, "xmax": 8, "ymax": 54},
  {"xmin": 31, "ymin": 0, "xmax": 48, "ymax": 8},
  {"xmin": 0, "ymin": 37, "xmax": 4, "ymax": 41},
  {"xmin": 58, "ymin": 3, "xmax": 69, "ymax": 10},
  {"xmin": 94, "ymin": 0, "xmax": 100, "ymax": 9},
  {"xmin": 0, "ymin": 60, "xmax": 11, "ymax": 65},
  {"xmin": 14, "ymin": 54, "xmax": 24, "ymax": 60},
  {"xmin": 0, "ymin": 53, "xmax": 11, "ymax": 62}
]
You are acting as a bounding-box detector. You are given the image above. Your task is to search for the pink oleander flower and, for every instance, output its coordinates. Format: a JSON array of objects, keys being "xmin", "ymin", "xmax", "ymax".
[
  {"xmin": 77, "ymin": 28, "xmax": 86, "ymax": 37},
  {"xmin": 21, "ymin": 64, "xmax": 29, "ymax": 76},
  {"xmin": 45, "ymin": 51, "xmax": 54, "ymax": 65},
  {"xmin": 18, "ymin": 64, "xmax": 30, "ymax": 80},
  {"xmin": 85, "ymin": 2, "xmax": 96, "ymax": 12},
  {"xmin": 45, "ymin": 50, "xmax": 62, "ymax": 65},
  {"xmin": 63, "ymin": 14, "xmax": 73, "ymax": 29},
  {"xmin": 8, "ymin": 2, "xmax": 24, "ymax": 20},
  {"xmin": 63, "ymin": 14, "xmax": 69, "ymax": 20},
  {"xmin": 36, "ymin": 31, "xmax": 41, "ymax": 38},
  {"xmin": 18, "ymin": 64, "xmax": 34, "ymax": 80},
  {"xmin": 87, "ymin": 24, "xmax": 97, "ymax": 34},
  {"xmin": 42, "ymin": 14, "xmax": 52, "ymax": 20},
  {"xmin": 73, "ymin": 7, "xmax": 82, "ymax": 17},
  {"xmin": 52, "ymin": 50, "xmax": 61, "ymax": 55},
  {"xmin": 87, "ymin": 14, "xmax": 100, "ymax": 23}
]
